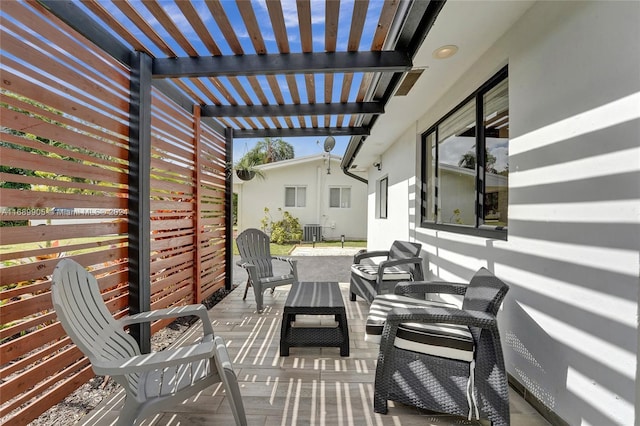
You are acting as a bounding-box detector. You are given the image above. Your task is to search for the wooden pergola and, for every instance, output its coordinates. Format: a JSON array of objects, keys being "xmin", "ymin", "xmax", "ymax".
[{"xmin": 42, "ymin": 0, "xmax": 445, "ymax": 166}]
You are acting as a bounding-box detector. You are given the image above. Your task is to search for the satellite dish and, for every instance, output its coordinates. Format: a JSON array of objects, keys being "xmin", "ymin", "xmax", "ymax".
[{"xmin": 323, "ymin": 136, "xmax": 336, "ymax": 153}]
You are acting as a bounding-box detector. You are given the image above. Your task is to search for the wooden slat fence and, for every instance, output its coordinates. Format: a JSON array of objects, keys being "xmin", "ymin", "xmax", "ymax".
[{"xmin": 0, "ymin": 3, "xmax": 229, "ymax": 425}]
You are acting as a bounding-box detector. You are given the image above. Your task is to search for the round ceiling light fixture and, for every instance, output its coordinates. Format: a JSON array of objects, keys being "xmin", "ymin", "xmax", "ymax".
[{"xmin": 432, "ymin": 45, "xmax": 459, "ymax": 59}]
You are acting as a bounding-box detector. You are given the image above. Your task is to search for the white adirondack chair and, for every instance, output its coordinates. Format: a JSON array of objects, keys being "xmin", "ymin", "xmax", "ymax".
[{"xmin": 51, "ymin": 259, "xmax": 247, "ymax": 426}]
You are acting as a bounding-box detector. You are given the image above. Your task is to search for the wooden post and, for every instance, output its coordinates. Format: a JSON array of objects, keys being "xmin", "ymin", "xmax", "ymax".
[{"xmin": 225, "ymin": 127, "xmax": 233, "ymax": 290}]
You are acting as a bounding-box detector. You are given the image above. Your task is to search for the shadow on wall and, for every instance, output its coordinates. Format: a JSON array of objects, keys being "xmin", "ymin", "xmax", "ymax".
[
  {"xmin": 503, "ymin": 301, "xmax": 566, "ymax": 418},
  {"xmin": 419, "ymin": 220, "xmax": 637, "ymax": 426}
]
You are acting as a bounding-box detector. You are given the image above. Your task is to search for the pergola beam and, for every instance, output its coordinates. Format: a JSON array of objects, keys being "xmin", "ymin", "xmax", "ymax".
[
  {"xmin": 152, "ymin": 51, "xmax": 412, "ymax": 78},
  {"xmin": 201, "ymin": 102, "xmax": 383, "ymax": 118},
  {"xmin": 233, "ymin": 127, "xmax": 370, "ymax": 139}
]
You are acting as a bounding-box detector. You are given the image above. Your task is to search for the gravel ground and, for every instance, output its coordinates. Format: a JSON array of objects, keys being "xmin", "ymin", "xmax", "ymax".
[{"xmin": 27, "ymin": 286, "xmax": 236, "ymax": 426}]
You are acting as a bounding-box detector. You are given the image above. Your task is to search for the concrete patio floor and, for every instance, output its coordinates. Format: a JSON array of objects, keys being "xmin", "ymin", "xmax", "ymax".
[{"xmin": 77, "ymin": 252, "xmax": 551, "ymax": 426}]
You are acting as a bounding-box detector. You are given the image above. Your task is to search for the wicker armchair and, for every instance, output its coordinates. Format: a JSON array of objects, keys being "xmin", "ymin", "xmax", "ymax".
[
  {"xmin": 349, "ymin": 240, "xmax": 423, "ymax": 304},
  {"xmin": 370, "ymin": 267, "xmax": 510, "ymax": 425},
  {"xmin": 236, "ymin": 228, "xmax": 298, "ymax": 312}
]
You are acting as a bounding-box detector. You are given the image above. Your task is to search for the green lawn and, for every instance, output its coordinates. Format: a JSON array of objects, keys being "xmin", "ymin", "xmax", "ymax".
[{"xmin": 232, "ymin": 240, "xmax": 367, "ymax": 256}]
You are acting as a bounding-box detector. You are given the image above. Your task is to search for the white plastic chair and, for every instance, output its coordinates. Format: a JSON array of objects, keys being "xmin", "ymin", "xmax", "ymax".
[{"xmin": 51, "ymin": 258, "xmax": 247, "ymax": 426}]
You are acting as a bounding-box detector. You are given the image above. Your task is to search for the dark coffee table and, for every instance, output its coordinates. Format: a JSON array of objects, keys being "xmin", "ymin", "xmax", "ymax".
[{"xmin": 280, "ymin": 282, "xmax": 350, "ymax": 356}]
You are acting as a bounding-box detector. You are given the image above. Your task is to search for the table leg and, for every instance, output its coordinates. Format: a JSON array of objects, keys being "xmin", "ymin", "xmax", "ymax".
[
  {"xmin": 280, "ymin": 312, "xmax": 292, "ymax": 356},
  {"xmin": 337, "ymin": 311, "xmax": 350, "ymax": 357}
]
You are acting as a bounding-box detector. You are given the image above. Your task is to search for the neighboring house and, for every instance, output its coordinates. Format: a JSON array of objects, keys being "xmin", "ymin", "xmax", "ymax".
[
  {"xmin": 234, "ymin": 154, "xmax": 367, "ymax": 241},
  {"xmin": 341, "ymin": 2, "xmax": 639, "ymax": 426}
]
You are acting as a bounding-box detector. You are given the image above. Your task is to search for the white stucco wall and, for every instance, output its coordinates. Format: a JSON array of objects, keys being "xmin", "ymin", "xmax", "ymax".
[
  {"xmin": 235, "ymin": 156, "xmax": 367, "ymax": 240},
  {"xmin": 366, "ymin": 2, "xmax": 639, "ymax": 425}
]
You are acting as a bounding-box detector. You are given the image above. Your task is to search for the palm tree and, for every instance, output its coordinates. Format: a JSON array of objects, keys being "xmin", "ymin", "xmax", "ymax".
[
  {"xmin": 458, "ymin": 150, "xmax": 497, "ymax": 172},
  {"xmin": 250, "ymin": 137, "xmax": 295, "ymax": 164}
]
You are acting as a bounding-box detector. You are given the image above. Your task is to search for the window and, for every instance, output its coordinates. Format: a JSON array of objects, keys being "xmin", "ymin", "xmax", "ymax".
[
  {"xmin": 378, "ymin": 177, "xmax": 388, "ymax": 219},
  {"xmin": 329, "ymin": 187, "xmax": 351, "ymax": 208},
  {"xmin": 421, "ymin": 67, "xmax": 508, "ymax": 239},
  {"xmin": 285, "ymin": 186, "xmax": 306, "ymax": 207}
]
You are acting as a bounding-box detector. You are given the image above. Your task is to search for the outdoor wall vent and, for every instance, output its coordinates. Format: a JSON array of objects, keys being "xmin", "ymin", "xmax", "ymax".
[{"xmin": 395, "ymin": 69, "xmax": 424, "ymax": 96}]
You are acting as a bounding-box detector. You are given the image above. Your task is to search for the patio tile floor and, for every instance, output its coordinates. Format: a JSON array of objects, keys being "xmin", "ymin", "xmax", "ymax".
[{"xmin": 78, "ymin": 283, "xmax": 551, "ymax": 426}]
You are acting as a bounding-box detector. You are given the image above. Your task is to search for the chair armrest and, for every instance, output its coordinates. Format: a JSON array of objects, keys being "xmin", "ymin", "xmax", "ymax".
[
  {"xmin": 273, "ymin": 256, "xmax": 297, "ymax": 269},
  {"xmin": 92, "ymin": 339, "xmax": 216, "ymax": 376},
  {"xmin": 354, "ymin": 250, "xmax": 390, "ymax": 263},
  {"xmin": 119, "ymin": 304, "xmax": 214, "ymax": 336},
  {"xmin": 375, "ymin": 257, "xmax": 424, "ymax": 283},
  {"xmin": 378, "ymin": 257, "xmax": 423, "ymax": 270},
  {"xmin": 384, "ymin": 306, "xmax": 497, "ymax": 331},
  {"xmin": 394, "ymin": 281, "xmax": 468, "ymax": 297}
]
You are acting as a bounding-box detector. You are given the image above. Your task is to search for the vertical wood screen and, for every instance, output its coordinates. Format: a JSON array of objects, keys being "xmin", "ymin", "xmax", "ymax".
[
  {"xmin": 197, "ymin": 120, "xmax": 229, "ymax": 299},
  {"xmin": 0, "ymin": 3, "xmax": 229, "ymax": 425}
]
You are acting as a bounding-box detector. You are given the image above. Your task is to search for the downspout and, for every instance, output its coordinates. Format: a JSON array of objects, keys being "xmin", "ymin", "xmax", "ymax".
[{"xmin": 316, "ymin": 164, "xmax": 322, "ymax": 224}]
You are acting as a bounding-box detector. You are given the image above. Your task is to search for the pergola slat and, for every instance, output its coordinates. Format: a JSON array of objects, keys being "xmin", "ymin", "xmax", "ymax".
[
  {"xmin": 175, "ymin": 0, "xmax": 222, "ymax": 56},
  {"xmin": 348, "ymin": 0, "xmax": 369, "ymax": 51},
  {"xmin": 236, "ymin": 0, "xmax": 267, "ymax": 54},
  {"xmin": 190, "ymin": 78, "xmax": 222, "ymax": 106},
  {"xmin": 227, "ymin": 76, "xmax": 255, "ymax": 105},
  {"xmin": 209, "ymin": 77, "xmax": 239, "ymax": 105},
  {"xmin": 111, "ymin": 0, "xmax": 176, "ymax": 57},
  {"xmin": 205, "ymin": 0, "xmax": 244, "ymax": 54},
  {"xmin": 297, "ymin": 0, "xmax": 313, "ymax": 53},
  {"xmin": 267, "ymin": 75, "xmax": 286, "ymax": 105},
  {"xmin": 371, "ymin": 0, "xmax": 401, "ymax": 51},
  {"xmin": 80, "ymin": 0, "xmax": 154, "ymax": 56},
  {"xmin": 141, "ymin": 0, "xmax": 198, "ymax": 57},
  {"xmin": 37, "ymin": 0, "xmax": 132, "ymax": 65},
  {"xmin": 247, "ymin": 76, "xmax": 270, "ymax": 105},
  {"xmin": 325, "ymin": 0, "xmax": 340, "ymax": 52},
  {"xmin": 266, "ymin": 0, "xmax": 290, "ymax": 53}
]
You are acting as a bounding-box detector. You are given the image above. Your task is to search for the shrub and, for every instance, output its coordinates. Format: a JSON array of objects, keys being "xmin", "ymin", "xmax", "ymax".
[{"xmin": 261, "ymin": 207, "xmax": 302, "ymax": 244}]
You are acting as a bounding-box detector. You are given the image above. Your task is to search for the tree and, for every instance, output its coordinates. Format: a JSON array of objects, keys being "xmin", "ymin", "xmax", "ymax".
[
  {"xmin": 458, "ymin": 150, "xmax": 497, "ymax": 173},
  {"xmin": 246, "ymin": 137, "xmax": 295, "ymax": 164}
]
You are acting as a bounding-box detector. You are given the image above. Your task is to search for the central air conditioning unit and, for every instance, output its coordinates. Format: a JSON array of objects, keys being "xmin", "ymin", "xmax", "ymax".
[{"xmin": 303, "ymin": 224, "xmax": 322, "ymax": 242}]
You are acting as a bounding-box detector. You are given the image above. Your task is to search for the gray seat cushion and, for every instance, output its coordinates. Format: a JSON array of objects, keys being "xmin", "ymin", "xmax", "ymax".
[{"xmin": 365, "ymin": 294, "xmax": 474, "ymax": 362}]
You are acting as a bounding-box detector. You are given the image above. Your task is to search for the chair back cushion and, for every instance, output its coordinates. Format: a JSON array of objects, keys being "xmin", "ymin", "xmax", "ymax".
[
  {"xmin": 51, "ymin": 259, "xmax": 141, "ymax": 363},
  {"xmin": 365, "ymin": 294, "xmax": 474, "ymax": 362},
  {"xmin": 236, "ymin": 228, "xmax": 274, "ymax": 278},
  {"xmin": 388, "ymin": 240, "xmax": 422, "ymax": 261},
  {"xmin": 461, "ymin": 267, "xmax": 509, "ymax": 315}
]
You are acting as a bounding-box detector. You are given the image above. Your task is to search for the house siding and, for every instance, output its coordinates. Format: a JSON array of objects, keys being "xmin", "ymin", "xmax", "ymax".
[
  {"xmin": 235, "ymin": 156, "xmax": 367, "ymax": 241},
  {"xmin": 366, "ymin": 1, "xmax": 639, "ymax": 425}
]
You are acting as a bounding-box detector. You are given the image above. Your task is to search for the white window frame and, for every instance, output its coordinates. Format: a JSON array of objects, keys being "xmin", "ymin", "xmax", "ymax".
[
  {"xmin": 284, "ymin": 186, "xmax": 306, "ymax": 207},
  {"xmin": 329, "ymin": 186, "xmax": 351, "ymax": 209},
  {"xmin": 378, "ymin": 176, "xmax": 388, "ymax": 219}
]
